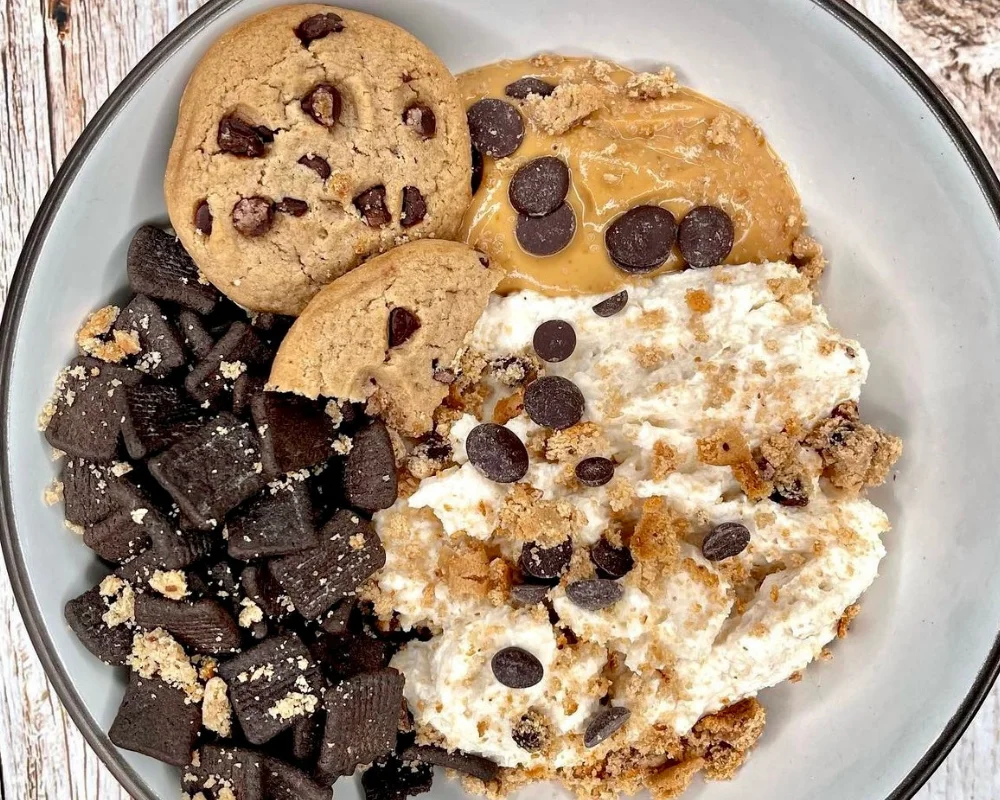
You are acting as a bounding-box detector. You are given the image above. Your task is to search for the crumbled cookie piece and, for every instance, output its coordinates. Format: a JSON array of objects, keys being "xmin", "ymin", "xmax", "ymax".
[
  {"xmin": 624, "ymin": 68, "xmax": 678, "ymax": 100},
  {"xmin": 837, "ymin": 603, "xmax": 861, "ymax": 639},
  {"xmin": 631, "ymin": 498, "xmax": 685, "ymax": 587},
  {"xmin": 202, "ymin": 676, "xmax": 233, "ymax": 737},
  {"xmin": 705, "ymin": 114, "xmax": 741, "ymax": 147},
  {"xmin": 43, "ymin": 479, "xmax": 64, "ymax": 506},
  {"xmin": 149, "ymin": 569, "xmax": 189, "ymax": 600},
  {"xmin": 683, "ymin": 698, "xmax": 766, "ymax": 781},
  {"xmin": 806, "ymin": 406, "xmax": 902, "ymax": 494},
  {"xmin": 77, "ymin": 306, "xmax": 142, "ymax": 364},
  {"xmin": 490, "ymin": 355, "xmax": 538, "ymax": 387},
  {"xmin": 522, "ymin": 83, "xmax": 606, "ymax": 135},
  {"xmin": 493, "ymin": 388, "xmax": 526, "ymax": 425},
  {"xmin": 651, "ymin": 441, "xmax": 677, "ymax": 481},
  {"xmin": 648, "ymin": 758, "xmax": 705, "ymax": 800},
  {"xmin": 439, "ymin": 537, "xmax": 510, "ymax": 606},
  {"xmin": 607, "ymin": 476, "xmax": 637, "ymax": 515},
  {"xmin": 791, "ymin": 233, "xmax": 827, "ymax": 286},
  {"xmin": 497, "ymin": 482, "xmax": 583, "ymax": 547},
  {"xmin": 544, "ymin": 422, "xmax": 611, "ymax": 463},
  {"xmin": 128, "ymin": 628, "xmax": 203, "ymax": 702},
  {"xmin": 758, "ymin": 430, "xmax": 811, "ymax": 506},
  {"xmin": 631, "ymin": 344, "xmax": 667, "ymax": 369},
  {"xmin": 101, "ymin": 580, "xmax": 136, "ymax": 629}
]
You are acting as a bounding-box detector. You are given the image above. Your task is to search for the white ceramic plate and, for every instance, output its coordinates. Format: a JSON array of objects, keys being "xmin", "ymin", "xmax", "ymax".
[{"xmin": 3, "ymin": 1, "xmax": 1000, "ymax": 799}]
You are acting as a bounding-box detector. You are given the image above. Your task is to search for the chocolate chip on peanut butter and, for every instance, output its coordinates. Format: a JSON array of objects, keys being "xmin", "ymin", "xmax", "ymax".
[
  {"xmin": 276, "ymin": 197, "xmax": 308, "ymax": 217},
  {"xmin": 605, "ymin": 205, "xmax": 677, "ymax": 273},
  {"xmin": 403, "ymin": 103, "xmax": 437, "ymax": 138},
  {"xmin": 388, "ymin": 307, "xmax": 421, "ymax": 348},
  {"xmin": 295, "ymin": 12, "xmax": 344, "ymax": 46},
  {"xmin": 516, "ymin": 202, "xmax": 577, "ymax": 256},
  {"xmin": 592, "ymin": 290, "xmax": 629, "ymax": 317},
  {"xmin": 354, "ymin": 185, "xmax": 392, "ymax": 227},
  {"xmin": 467, "ymin": 98, "xmax": 524, "ymax": 158},
  {"xmin": 509, "ymin": 156, "xmax": 570, "ymax": 217},
  {"xmin": 401, "ymin": 186, "xmax": 427, "ymax": 228},
  {"xmin": 217, "ymin": 115, "xmax": 271, "ymax": 158},
  {"xmin": 298, "ymin": 153, "xmax": 331, "ymax": 180},
  {"xmin": 678, "ymin": 205, "xmax": 735, "ymax": 268},
  {"xmin": 232, "ymin": 197, "xmax": 274, "ymax": 237},
  {"xmin": 194, "ymin": 201, "xmax": 213, "ymax": 235},
  {"xmin": 505, "ymin": 77, "xmax": 556, "ymax": 100}
]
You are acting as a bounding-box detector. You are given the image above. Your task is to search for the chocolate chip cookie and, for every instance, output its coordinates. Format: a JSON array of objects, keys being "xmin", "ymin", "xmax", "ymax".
[{"xmin": 165, "ymin": 4, "xmax": 472, "ymax": 315}]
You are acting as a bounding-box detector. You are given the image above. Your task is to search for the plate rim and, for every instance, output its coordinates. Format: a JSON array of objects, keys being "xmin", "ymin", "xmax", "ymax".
[{"xmin": 2, "ymin": 1, "xmax": 999, "ymax": 799}]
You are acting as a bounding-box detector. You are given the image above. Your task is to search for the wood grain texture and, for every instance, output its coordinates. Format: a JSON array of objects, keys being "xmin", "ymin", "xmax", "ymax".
[{"xmin": 0, "ymin": 0, "xmax": 996, "ymax": 798}]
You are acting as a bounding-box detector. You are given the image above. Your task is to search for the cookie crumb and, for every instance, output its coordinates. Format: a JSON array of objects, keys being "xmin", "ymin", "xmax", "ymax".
[
  {"xmin": 651, "ymin": 441, "xmax": 677, "ymax": 481},
  {"xmin": 129, "ymin": 628, "xmax": 203, "ymax": 702},
  {"xmin": 522, "ymin": 82, "xmax": 606, "ymax": 135},
  {"xmin": 624, "ymin": 67, "xmax": 678, "ymax": 100},
  {"xmin": 544, "ymin": 422, "xmax": 610, "ymax": 463},
  {"xmin": 43, "ymin": 479, "xmax": 64, "ymax": 506},
  {"xmin": 705, "ymin": 114, "xmax": 741, "ymax": 147},
  {"xmin": 202, "ymin": 676, "xmax": 233, "ymax": 737},
  {"xmin": 806, "ymin": 407, "xmax": 902, "ymax": 494},
  {"xmin": 836, "ymin": 603, "xmax": 861, "ymax": 639},
  {"xmin": 268, "ymin": 691, "xmax": 319, "ymax": 721},
  {"xmin": 149, "ymin": 569, "xmax": 189, "ymax": 600},
  {"xmin": 238, "ymin": 597, "xmax": 264, "ymax": 628}
]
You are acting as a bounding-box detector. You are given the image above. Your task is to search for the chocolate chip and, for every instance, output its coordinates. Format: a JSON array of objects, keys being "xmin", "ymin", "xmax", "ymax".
[
  {"xmin": 605, "ymin": 205, "xmax": 677, "ymax": 273},
  {"xmin": 195, "ymin": 200, "xmax": 213, "ymax": 234},
  {"xmin": 701, "ymin": 522, "xmax": 751, "ymax": 561},
  {"xmin": 133, "ymin": 594, "xmax": 241, "ymax": 655},
  {"xmin": 363, "ymin": 754, "xmax": 434, "ymax": 800},
  {"xmin": 121, "ymin": 383, "xmax": 205, "ymax": 461},
  {"xmin": 678, "ymin": 205, "xmax": 734, "ymax": 268},
  {"xmin": 277, "ymin": 197, "xmax": 309, "ymax": 217},
  {"xmin": 532, "ymin": 319, "xmax": 576, "ymax": 363},
  {"xmin": 592, "ymin": 290, "xmax": 629, "ymax": 317},
  {"xmin": 575, "ymin": 456, "xmax": 615, "ymax": 487},
  {"xmin": 218, "ymin": 114, "xmax": 270, "ymax": 158},
  {"xmin": 64, "ymin": 587, "xmax": 134, "ymax": 665},
  {"xmin": 302, "ymin": 83, "xmax": 342, "ymax": 127},
  {"xmin": 516, "ymin": 202, "xmax": 576, "ymax": 256},
  {"xmin": 566, "ymin": 579, "xmax": 623, "ymax": 611},
  {"xmin": 590, "ymin": 538, "xmax": 634, "ymax": 579},
  {"xmin": 233, "ymin": 196, "xmax": 275, "ymax": 237},
  {"xmin": 295, "ymin": 12, "xmax": 344, "ymax": 45},
  {"xmin": 355, "ymin": 185, "xmax": 391, "ymax": 227},
  {"xmin": 345, "ymin": 421, "xmax": 399, "ymax": 512},
  {"xmin": 385, "ymin": 308, "xmax": 422, "ymax": 349},
  {"xmin": 251, "ymin": 392, "xmax": 338, "ymax": 475},
  {"xmin": 127, "ymin": 226, "xmax": 219, "ymax": 314},
  {"xmin": 583, "ymin": 706, "xmax": 630, "ymax": 747},
  {"xmin": 433, "ymin": 367, "xmax": 456, "ymax": 384},
  {"xmin": 505, "ymin": 77, "xmax": 556, "ymax": 99},
  {"xmin": 770, "ymin": 477, "xmax": 810, "ymax": 508},
  {"xmin": 509, "ymin": 157, "xmax": 570, "ymax": 217},
  {"xmin": 401, "ymin": 186, "xmax": 427, "ymax": 228},
  {"xmin": 109, "ymin": 673, "xmax": 201, "ymax": 766},
  {"xmin": 523, "ymin": 376, "xmax": 584, "ymax": 430},
  {"xmin": 227, "ymin": 479, "xmax": 319, "ymax": 560},
  {"xmin": 400, "ymin": 744, "xmax": 499, "ymax": 783},
  {"xmin": 512, "ymin": 711, "xmax": 549, "ymax": 751},
  {"xmin": 519, "ymin": 539, "xmax": 572, "ymax": 581},
  {"xmin": 298, "ymin": 153, "xmax": 331, "ymax": 180},
  {"xmin": 467, "ymin": 98, "xmax": 524, "ymax": 158},
  {"xmin": 114, "ymin": 295, "xmax": 187, "ymax": 378},
  {"xmin": 403, "ymin": 103, "xmax": 436, "ymax": 138},
  {"xmin": 471, "ymin": 146, "xmax": 484, "ymax": 193},
  {"xmin": 510, "ymin": 584, "xmax": 551, "ymax": 606},
  {"xmin": 466, "ymin": 423, "xmax": 529, "ymax": 483},
  {"xmin": 491, "ymin": 646, "xmax": 544, "ymax": 689}
]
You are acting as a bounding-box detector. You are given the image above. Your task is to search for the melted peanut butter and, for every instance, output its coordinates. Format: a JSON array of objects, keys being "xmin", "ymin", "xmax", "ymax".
[{"xmin": 458, "ymin": 56, "xmax": 806, "ymax": 296}]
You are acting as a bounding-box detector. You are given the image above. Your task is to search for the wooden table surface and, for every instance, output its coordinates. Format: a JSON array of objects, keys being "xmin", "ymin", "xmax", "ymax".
[{"xmin": 0, "ymin": 1, "xmax": 998, "ymax": 798}]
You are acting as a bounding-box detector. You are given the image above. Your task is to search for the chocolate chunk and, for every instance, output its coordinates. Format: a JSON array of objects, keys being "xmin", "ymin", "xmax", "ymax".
[
  {"xmin": 178, "ymin": 309, "xmax": 215, "ymax": 360},
  {"xmin": 400, "ymin": 187, "xmax": 427, "ymax": 228},
  {"xmin": 218, "ymin": 634, "xmax": 325, "ymax": 745},
  {"xmin": 701, "ymin": 522, "xmax": 751, "ymax": 561},
  {"xmin": 302, "ymin": 83, "xmax": 342, "ymax": 128},
  {"xmin": 148, "ymin": 412, "xmax": 269, "ymax": 529},
  {"xmin": 471, "ymin": 146, "xmax": 484, "ymax": 193},
  {"xmin": 251, "ymin": 392, "xmax": 338, "ymax": 475},
  {"xmin": 345, "ymin": 421, "xmax": 399, "ymax": 512},
  {"xmin": 491, "ymin": 646, "xmax": 544, "ymax": 689},
  {"xmin": 590, "ymin": 538, "xmax": 634, "ymax": 579},
  {"xmin": 298, "ymin": 154, "xmax": 332, "ymax": 180},
  {"xmin": 61, "ymin": 459, "xmax": 119, "ymax": 525},
  {"xmin": 64, "ymin": 587, "xmax": 134, "ymax": 665},
  {"xmin": 355, "ymin": 185, "xmax": 392, "ymax": 227},
  {"xmin": 523, "ymin": 376, "xmax": 584, "ymax": 430},
  {"xmin": 575, "ymin": 456, "xmax": 614, "ymax": 487},
  {"xmin": 276, "ymin": 197, "xmax": 309, "ymax": 217},
  {"xmin": 519, "ymin": 539, "xmax": 572, "ymax": 581},
  {"xmin": 592, "ymin": 290, "xmax": 629, "ymax": 317},
  {"xmin": 295, "ymin": 12, "xmax": 344, "ymax": 45},
  {"xmin": 109, "ymin": 673, "xmax": 201, "ymax": 766},
  {"xmin": 388, "ymin": 307, "xmax": 421, "ymax": 348},
  {"xmin": 605, "ymin": 205, "xmax": 677, "ymax": 273},
  {"xmin": 515, "ymin": 202, "xmax": 576, "ymax": 256},
  {"xmin": 232, "ymin": 373, "xmax": 266, "ymax": 418},
  {"xmin": 583, "ymin": 706, "xmax": 630, "ymax": 748},
  {"xmin": 466, "ymin": 423, "xmax": 529, "ymax": 483},
  {"xmin": 233, "ymin": 197, "xmax": 275, "ymax": 237},
  {"xmin": 127, "ymin": 225, "xmax": 219, "ymax": 314},
  {"xmin": 185, "ymin": 321, "xmax": 268, "ymax": 405},
  {"xmin": 566, "ymin": 579, "xmax": 623, "ymax": 611},
  {"xmin": 270, "ymin": 510, "xmax": 386, "ymax": 618},
  {"xmin": 133, "ymin": 593, "xmax": 241, "ymax": 655},
  {"xmin": 113, "ymin": 295, "xmax": 187, "ymax": 378},
  {"xmin": 228, "ymin": 480, "xmax": 319, "ymax": 560},
  {"xmin": 505, "ymin": 77, "xmax": 556, "ymax": 99},
  {"xmin": 678, "ymin": 205, "xmax": 734, "ymax": 268},
  {"xmin": 510, "ymin": 584, "xmax": 550, "ymax": 606},
  {"xmin": 532, "ymin": 319, "xmax": 576, "ymax": 363},
  {"xmin": 363, "ymin": 754, "xmax": 434, "ymax": 800},
  {"xmin": 509, "ymin": 157, "xmax": 569, "ymax": 217},
  {"xmin": 121, "ymin": 383, "xmax": 205, "ymax": 460},
  {"xmin": 315, "ymin": 669, "xmax": 404, "ymax": 783},
  {"xmin": 403, "ymin": 103, "xmax": 436, "ymax": 139},
  {"xmin": 195, "ymin": 200, "xmax": 214, "ymax": 235},
  {"xmin": 218, "ymin": 115, "xmax": 271, "ymax": 158},
  {"xmin": 83, "ymin": 509, "xmax": 151, "ymax": 563},
  {"xmin": 400, "ymin": 745, "xmax": 499, "ymax": 783},
  {"xmin": 45, "ymin": 357, "xmax": 142, "ymax": 461},
  {"xmin": 468, "ymin": 99, "xmax": 524, "ymax": 158},
  {"xmin": 262, "ymin": 755, "xmax": 331, "ymax": 800}
]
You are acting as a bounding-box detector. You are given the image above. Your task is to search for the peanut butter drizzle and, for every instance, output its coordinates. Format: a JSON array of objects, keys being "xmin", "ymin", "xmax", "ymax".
[{"xmin": 458, "ymin": 56, "xmax": 806, "ymax": 296}]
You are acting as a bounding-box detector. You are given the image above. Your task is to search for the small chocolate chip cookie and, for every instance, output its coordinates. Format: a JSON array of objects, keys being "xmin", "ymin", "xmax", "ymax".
[{"xmin": 165, "ymin": 4, "xmax": 472, "ymax": 315}]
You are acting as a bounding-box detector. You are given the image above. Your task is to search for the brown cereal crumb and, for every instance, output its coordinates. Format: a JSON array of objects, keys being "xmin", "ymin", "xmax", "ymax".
[
  {"xmin": 76, "ymin": 305, "xmax": 143, "ymax": 363},
  {"xmin": 732, "ymin": 460, "xmax": 773, "ymax": 502},
  {"xmin": 624, "ymin": 68, "xmax": 679, "ymax": 100},
  {"xmin": 696, "ymin": 425, "xmax": 751, "ymax": 466},
  {"xmin": 638, "ymin": 309, "xmax": 668, "ymax": 329},
  {"xmin": 769, "ymin": 585, "xmax": 780, "ymax": 603},
  {"xmin": 818, "ymin": 339, "xmax": 838, "ymax": 357},
  {"xmin": 819, "ymin": 647, "xmax": 834, "ymax": 661},
  {"xmin": 631, "ymin": 344, "xmax": 667, "ymax": 369},
  {"xmin": 439, "ymin": 537, "xmax": 496, "ymax": 602},
  {"xmin": 705, "ymin": 114, "xmax": 741, "ymax": 147},
  {"xmin": 601, "ymin": 386, "xmax": 626, "ymax": 419},
  {"xmin": 791, "ymin": 233, "xmax": 827, "ymax": 286},
  {"xmin": 202, "ymin": 676, "xmax": 233, "ymax": 737},
  {"xmin": 766, "ymin": 276, "xmax": 809, "ymax": 304},
  {"xmin": 238, "ymin": 597, "xmax": 264, "ymax": 628},
  {"xmin": 526, "ymin": 428, "xmax": 550, "ymax": 459},
  {"xmin": 685, "ymin": 289, "xmax": 713, "ymax": 314},
  {"xmin": 701, "ymin": 363, "xmax": 737, "ymax": 410},
  {"xmin": 544, "ymin": 422, "xmax": 611, "ymax": 463},
  {"xmin": 789, "ymin": 671, "xmax": 803, "ymax": 683},
  {"xmin": 522, "ymin": 82, "xmax": 606, "ymax": 135},
  {"xmin": 837, "ymin": 603, "xmax": 861, "ymax": 639},
  {"xmin": 493, "ymin": 388, "xmax": 526, "ymax": 425},
  {"xmin": 497, "ymin": 483, "xmax": 583, "ymax": 547},
  {"xmin": 751, "ymin": 360, "xmax": 767, "ymax": 377},
  {"xmin": 651, "ymin": 441, "xmax": 677, "ymax": 481},
  {"xmin": 806, "ymin": 410, "xmax": 903, "ymax": 494},
  {"xmin": 757, "ymin": 430, "xmax": 812, "ymax": 505}
]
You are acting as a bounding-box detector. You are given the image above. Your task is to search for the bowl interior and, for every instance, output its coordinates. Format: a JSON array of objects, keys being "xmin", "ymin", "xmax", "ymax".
[{"xmin": 4, "ymin": 1, "xmax": 1000, "ymax": 799}]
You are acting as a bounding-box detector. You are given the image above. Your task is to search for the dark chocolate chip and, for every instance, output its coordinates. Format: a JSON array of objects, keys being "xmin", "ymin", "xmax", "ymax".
[
  {"xmin": 400, "ymin": 744, "xmax": 499, "ymax": 783},
  {"xmin": 251, "ymin": 392, "xmax": 338, "ymax": 475},
  {"xmin": 566, "ymin": 579, "xmax": 623, "ymax": 611},
  {"xmin": 467, "ymin": 98, "xmax": 524, "ymax": 158},
  {"xmin": 295, "ymin": 12, "xmax": 344, "ymax": 45},
  {"xmin": 403, "ymin": 103, "xmax": 436, "ymax": 139},
  {"xmin": 133, "ymin": 593, "xmax": 241, "ymax": 655},
  {"xmin": 127, "ymin": 225, "xmax": 220, "ymax": 314},
  {"xmin": 769, "ymin": 475, "xmax": 810, "ymax": 508},
  {"xmin": 510, "ymin": 583, "xmax": 551, "ymax": 606},
  {"xmin": 583, "ymin": 706, "xmax": 630, "ymax": 748},
  {"xmin": 515, "ymin": 202, "xmax": 576, "ymax": 256},
  {"xmin": 61, "ymin": 459, "xmax": 120, "ymax": 525},
  {"xmin": 388, "ymin": 307, "xmax": 421, "ymax": 348},
  {"xmin": 298, "ymin": 153, "xmax": 332, "ymax": 180},
  {"xmin": 605, "ymin": 205, "xmax": 677, "ymax": 273},
  {"xmin": 178, "ymin": 309, "xmax": 215, "ymax": 360},
  {"xmin": 678, "ymin": 205, "xmax": 735, "ymax": 268},
  {"xmin": 471, "ymin": 146, "xmax": 484, "ymax": 193},
  {"xmin": 701, "ymin": 522, "xmax": 751, "ymax": 561},
  {"xmin": 64, "ymin": 586, "xmax": 134, "ymax": 665},
  {"xmin": 122, "ymin": 383, "xmax": 205, "ymax": 460},
  {"xmin": 433, "ymin": 368, "xmax": 456, "ymax": 384},
  {"xmin": 109, "ymin": 673, "xmax": 201, "ymax": 766},
  {"xmin": 401, "ymin": 186, "xmax": 427, "ymax": 228},
  {"xmin": 575, "ymin": 456, "xmax": 614, "ymax": 487},
  {"xmin": 466, "ymin": 423, "xmax": 529, "ymax": 483},
  {"xmin": 263, "ymin": 755, "xmax": 331, "ymax": 800},
  {"xmin": 519, "ymin": 539, "xmax": 572, "ymax": 581},
  {"xmin": 114, "ymin": 295, "xmax": 187, "ymax": 378},
  {"xmin": 302, "ymin": 83, "xmax": 342, "ymax": 128},
  {"xmin": 511, "ymin": 710, "xmax": 549, "ymax": 752},
  {"xmin": 491, "ymin": 646, "xmax": 544, "ymax": 689},
  {"xmin": 509, "ymin": 157, "xmax": 569, "ymax": 217},
  {"xmin": 218, "ymin": 115, "xmax": 270, "ymax": 158},
  {"xmin": 355, "ymin": 185, "xmax": 392, "ymax": 227},
  {"xmin": 185, "ymin": 321, "xmax": 268, "ymax": 405},
  {"xmin": 592, "ymin": 290, "xmax": 629, "ymax": 317},
  {"xmin": 523, "ymin": 375, "xmax": 584, "ymax": 430},
  {"xmin": 362, "ymin": 754, "xmax": 434, "ymax": 800},
  {"xmin": 532, "ymin": 319, "xmax": 576, "ymax": 363},
  {"xmin": 590, "ymin": 538, "xmax": 634, "ymax": 579},
  {"xmin": 195, "ymin": 200, "xmax": 213, "ymax": 235},
  {"xmin": 227, "ymin": 479, "xmax": 319, "ymax": 560},
  {"xmin": 277, "ymin": 197, "xmax": 309, "ymax": 217},
  {"xmin": 233, "ymin": 196, "xmax": 275, "ymax": 237},
  {"xmin": 505, "ymin": 77, "xmax": 556, "ymax": 99},
  {"xmin": 345, "ymin": 421, "xmax": 399, "ymax": 512}
]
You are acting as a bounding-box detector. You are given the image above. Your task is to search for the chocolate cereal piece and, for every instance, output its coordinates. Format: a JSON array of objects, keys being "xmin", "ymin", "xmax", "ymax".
[
  {"xmin": 270, "ymin": 510, "xmax": 386, "ymax": 619},
  {"xmin": 302, "ymin": 83, "xmax": 342, "ymax": 128},
  {"xmin": 583, "ymin": 706, "xmax": 630, "ymax": 748},
  {"xmin": 566, "ymin": 579, "xmax": 624, "ymax": 611},
  {"xmin": 251, "ymin": 392, "xmax": 338, "ymax": 475},
  {"xmin": 515, "ymin": 202, "xmax": 577, "ymax": 256},
  {"xmin": 189, "ymin": 746, "xmax": 265, "ymax": 800},
  {"xmin": 505, "ymin": 77, "xmax": 556, "ymax": 99},
  {"xmin": 113, "ymin": 295, "xmax": 186, "ymax": 378},
  {"xmin": 388, "ymin": 308, "xmax": 421, "ymax": 348},
  {"xmin": 318, "ymin": 600, "xmax": 354, "ymax": 637},
  {"xmin": 133, "ymin": 593, "xmax": 241, "ymax": 655},
  {"xmin": 64, "ymin": 587, "xmax": 134, "ymax": 666},
  {"xmin": 185, "ymin": 322, "xmax": 268, "ymax": 405},
  {"xmin": 400, "ymin": 744, "xmax": 499, "ymax": 783},
  {"xmin": 362, "ymin": 754, "xmax": 434, "ymax": 800},
  {"xmin": 218, "ymin": 114, "xmax": 271, "ymax": 158},
  {"xmin": 403, "ymin": 103, "xmax": 436, "ymax": 139},
  {"xmin": 466, "ymin": 423, "xmax": 529, "ymax": 483},
  {"xmin": 467, "ymin": 99, "xmax": 524, "ymax": 158},
  {"xmin": 491, "ymin": 647, "xmax": 544, "ymax": 689},
  {"xmin": 295, "ymin": 12, "xmax": 344, "ymax": 45},
  {"xmin": 83, "ymin": 509, "xmax": 151, "ymax": 563},
  {"xmin": 262, "ymin": 755, "xmax": 331, "ymax": 800},
  {"xmin": 127, "ymin": 225, "xmax": 219, "ymax": 314},
  {"xmin": 400, "ymin": 187, "xmax": 427, "ymax": 228},
  {"xmin": 355, "ymin": 185, "xmax": 392, "ymax": 228},
  {"xmin": 178, "ymin": 309, "xmax": 215, "ymax": 360},
  {"xmin": 575, "ymin": 456, "xmax": 614, "ymax": 487},
  {"xmin": 519, "ymin": 539, "xmax": 572, "ymax": 581},
  {"xmin": 232, "ymin": 373, "xmax": 266, "ymax": 418},
  {"xmin": 344, "ymin": 421, "xmax": 399, "ymax": 512},
  {"xmin": 702, "ymin": 522, "xmax": 751, "ymax": 561},
  {"xmin": 533, "ymin": 319, "xmax": 576, "ymax": 363},
  {"xmin": 233, "ymin": 197, "xmax": 275, "ymax": 237},
  {"xmin": 315, "ymin": 669, "xmax": 404, "ymax": 783},
  {"xmin": 109, "ymin": 672, "xmax": 201, "ymax": 766},
  {"xmin": 121, "ymin": 383, "xmax": 205, "ymax": 460},
  {"xmin": 678, "ymin": 205, "xmax": 735, "ymax": 268},
  {"xmin": 590, "ymin": 538, "xmax": 634, "ymax": 579},
  {"xmin": 605, "ymin": 205, "xmax": 677, "ymax": 273},
  {"xmin": 290, "ymin": 714, "xmax": 323, "ymax": 766},
  {"xmin": 319, "ymin": 632, "xmax": 393, "ymax": 682},
  {"xmin": 61, "ymin": 459, "xmax": 120, "ymax": 525},
  {"xmin": 227, "ymin": 479, "xmax": 319, "ymax": 561},
  {"xmin": 523, "ymin": 376, "xmax": 585, "ymax": 430},
  {"xmin": 509, "ymin": 157, "xmax": 569, "ymax": 217}
]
